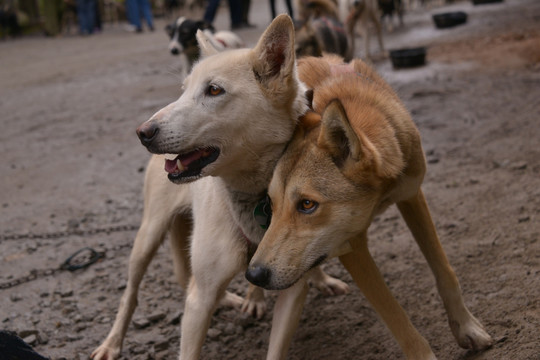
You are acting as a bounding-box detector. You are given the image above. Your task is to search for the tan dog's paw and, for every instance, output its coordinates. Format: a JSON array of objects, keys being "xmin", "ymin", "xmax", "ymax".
[
  {"xmin": 91, "ymin": 343, "xmax": 121, "ymax": 360},
  {"xmin": 308, "ymin": 267, "xmax": 350, "ymax": 296},
  {"xmin": 450, "ymin": 316, "xmax": 493, "ymax": 351},
  {"xmin": 241, "ymin": 285, "xmax": 267, "ymax": 319}
]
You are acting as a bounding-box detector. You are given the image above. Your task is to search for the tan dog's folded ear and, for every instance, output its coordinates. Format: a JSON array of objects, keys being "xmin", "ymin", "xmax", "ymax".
[
  {"xmin": 318, "ymin": 99, "xmax": 405, "ymax": 178},
  {"xmin": 251, "ymin": 14, "xmax": 296, "ymax": 89},
  {"xmin": 196, "ymin": 29, "xmax": 219, "ymax": 57},
  {"xmin": 318, "ymin": 99, "xmax": 364, "ymax": 166}
]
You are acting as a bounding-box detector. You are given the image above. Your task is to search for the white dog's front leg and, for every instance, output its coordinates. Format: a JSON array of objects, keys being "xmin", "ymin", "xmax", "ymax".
[
  {"xmin": 179, "ymin": 277, "xmax": 221, "ymax": 360},
  {"xmin": 266, "ymin": 276, "xmax": 309, "ymax": 360},
  {"xmin": 179, "ymin": 273, "xmax": 244, "ymax": 360},
  {"xmin": 241, "ymin": 284, "xmax": 267, "ymax": 319},
  {"xmin": 178, "ymin": 220, "xmax": 246, "ymax": 359}
]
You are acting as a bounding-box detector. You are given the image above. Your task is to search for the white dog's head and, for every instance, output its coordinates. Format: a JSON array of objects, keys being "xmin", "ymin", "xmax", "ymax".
[{"xmin": 137, "ymin": 15, "xmax": 307, "ymax": 184}]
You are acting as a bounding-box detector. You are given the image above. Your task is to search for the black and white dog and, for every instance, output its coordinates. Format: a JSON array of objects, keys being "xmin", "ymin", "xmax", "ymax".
[{"xmin": 165, "ymin": 17, "xmax": 244, "ymax": 78}]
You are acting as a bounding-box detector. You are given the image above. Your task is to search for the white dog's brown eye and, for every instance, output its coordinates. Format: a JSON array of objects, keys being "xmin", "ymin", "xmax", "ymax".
[
  {"xmin": 298, "ymin": 199, "xmax": 318, "ymax": 214},
  {"xmin": 207, "ymin": 84, "xmax": 223, "ymax": 96}
]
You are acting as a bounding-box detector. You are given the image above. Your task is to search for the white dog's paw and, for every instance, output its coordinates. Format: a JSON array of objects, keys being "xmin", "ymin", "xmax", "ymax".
[
  {"xmin": 311, "ymin": 275, "xmax": 351, "ymax": 296},
  {"xmin": 308, "ymin": 268, "xmax": 350, "ymax": 296},
  {"xmin": 241, "ymin": 286, "xmax": 267, "ymax": 319},
  {"xmin": 91, "ymin": 343, "xmax": 121, "ymax": 360},
  {"xmin": 219, "ymin": 290, "xmax": 244, "ymax": 309},
  {"xmin": 450, "ymin": 315, "xmax": 493, "ymax": 351}
]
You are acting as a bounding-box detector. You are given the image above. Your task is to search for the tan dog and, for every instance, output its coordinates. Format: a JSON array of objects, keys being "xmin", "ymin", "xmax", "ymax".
[
  {"xmin": 92, "ymin": 16, "xmax": 349, "ymax": 360},
  {"xmin": 247, "ymin": 55, "xmax": 494, "ymax": 359},
  {"xmin": 344, "ymin": 0, "xmax": 385, "ymax": 61}
]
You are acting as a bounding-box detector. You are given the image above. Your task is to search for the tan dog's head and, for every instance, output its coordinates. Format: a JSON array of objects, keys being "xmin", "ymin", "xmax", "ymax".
[{"xmin": 247, "ymin": 91, "xmax": 410, "ymax": 289}]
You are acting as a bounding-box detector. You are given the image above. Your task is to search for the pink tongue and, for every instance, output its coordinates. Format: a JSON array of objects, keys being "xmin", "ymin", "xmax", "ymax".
[
  {"xmin": 165, "ymin": 159, "xmax": 178, "ymax": 173},
  {"xmin": 164, "ymin": 150, "xmax": 206, "ymax": 174}
]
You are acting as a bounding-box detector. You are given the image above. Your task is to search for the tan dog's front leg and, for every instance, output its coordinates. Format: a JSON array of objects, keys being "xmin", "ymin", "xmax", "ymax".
[
  {"xmin": 266, "ymin": 276, "xmax": 309, "ymax": 360},
  {"xmin": 397, "ymin": 189, "xmax": 493, "ymax": 351},
  {"xmin": 339, "ymin": 238, "xmax": 436, "ymax": 360}
]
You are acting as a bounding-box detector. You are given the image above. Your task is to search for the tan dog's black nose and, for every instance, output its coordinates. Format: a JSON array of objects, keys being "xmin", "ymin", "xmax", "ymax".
[
  {"xmin": 136, "ymin": 121, "xmax": 159, "ymax": 147},
  {"xmin": 245, "ymin": 265, "xmax": 271, "ymax": 288}
]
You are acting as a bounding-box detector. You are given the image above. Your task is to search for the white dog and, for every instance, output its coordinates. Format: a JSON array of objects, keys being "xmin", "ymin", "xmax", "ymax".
[{"xmin": 91, "ymin": 15, "xmax": 349, "ymax": 360}]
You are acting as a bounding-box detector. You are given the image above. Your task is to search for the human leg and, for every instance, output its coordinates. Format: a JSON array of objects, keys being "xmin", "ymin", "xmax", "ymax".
[
  {"xmin": 269, "ymin": 0, "xmax": 277, "ymax": 19},
  {"xmin": 77, "ymin": 0, "xmax": 96, "ymax": 34},
  {"xmin": 126, "ymin": 0, "xmax": 141, "ymax": 30},
  {"xmin": 284, "ymin": 0, "xmax": 294, "ymax": 19},
  {"xmin": 138, "ymin": 0, "xmax": 154, "ymax": 30},
  {"xmin": 203, "ymin": 0, "xmax": 221, "ymax": 24},
  {"xmin": 227, "ymin": 0, "xmax": 243, "ymax": 28},
  {"xmin": 87, "ymin": 0, "xmax": 96, "ymax": 33}
]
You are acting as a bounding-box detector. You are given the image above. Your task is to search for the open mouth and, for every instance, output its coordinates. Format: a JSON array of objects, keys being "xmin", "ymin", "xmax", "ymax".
[{"xmin": 164, "ymin": 147, "xmax": 220, "ymax": 182}]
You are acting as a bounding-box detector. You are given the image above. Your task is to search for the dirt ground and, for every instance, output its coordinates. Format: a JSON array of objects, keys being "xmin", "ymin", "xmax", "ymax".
[{"xmin": 0, "ymin": 0, "xmax": 539, "ymax": 359}]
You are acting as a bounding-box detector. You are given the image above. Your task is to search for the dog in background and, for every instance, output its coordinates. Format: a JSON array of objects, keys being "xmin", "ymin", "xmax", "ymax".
[
  {"xmin": 163, "ymin": 0, "xmax": 181, "ymax": 19},
  {"xmin": 165, "ymin": 16, "xmax": 244, "ymax": 78},
  {"xmin": 345, "ymin": 0, "xmax": 385, "ymax": 61},
  {"xmin": 247, "ymin": 54, "xmax": 494, "ymax": 358},
  {"xmin": 294, "ymin": 0, "xmax": 350, "ymax": 60},
  {"xmin": 378, "ymin": 0, "xmax": 403, "ymax": 31}
]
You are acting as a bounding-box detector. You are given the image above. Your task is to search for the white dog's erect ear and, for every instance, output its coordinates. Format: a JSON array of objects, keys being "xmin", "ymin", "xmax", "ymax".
[
  {"xmin": 318, "ymin": 100, "xmax": 364, "ymax": 166},
  {"xmin": 252, "ymin": 14, "xmax": 295, "ymax": 86},
  {"xmin": 196, "ymin": 29, "xmax": 220, "ymax": 57}
]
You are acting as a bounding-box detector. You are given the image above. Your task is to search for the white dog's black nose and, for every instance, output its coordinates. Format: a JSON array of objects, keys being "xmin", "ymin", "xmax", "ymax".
[
  {"xmin": 136, "ymin": 121, "xmax": 159, "ymax": 147},
  {"xmin": 245, "ymin": 265, "xmax": 271, "ymax": 288}
]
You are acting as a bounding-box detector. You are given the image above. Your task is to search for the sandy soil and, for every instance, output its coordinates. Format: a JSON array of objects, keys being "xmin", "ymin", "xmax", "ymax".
[{"xmin": 0, "ymin": 0, "xmax": 539, "ymax": 359}]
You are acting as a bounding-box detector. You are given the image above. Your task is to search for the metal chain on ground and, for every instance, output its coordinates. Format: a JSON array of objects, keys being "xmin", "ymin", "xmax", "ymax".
[
  {"xmin": 0, "ymin": 224, "xmax": 139, "ymax": 290},
  {"xmin": 0, "ymin": 268, "xmax": 63, "ymax": 290},
  {"xmin": 0, "ymin": 224, "xmax": 139, "ymax": 241}
]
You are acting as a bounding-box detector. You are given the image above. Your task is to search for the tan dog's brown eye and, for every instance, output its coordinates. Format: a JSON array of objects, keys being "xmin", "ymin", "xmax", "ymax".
[
  {"xmin": 298, "ymin": 199, "xmax": 318, "ymax": 214},
  {"xmin": 207, "ymin": 84, "xmax": 223, "ymax": 96}
]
